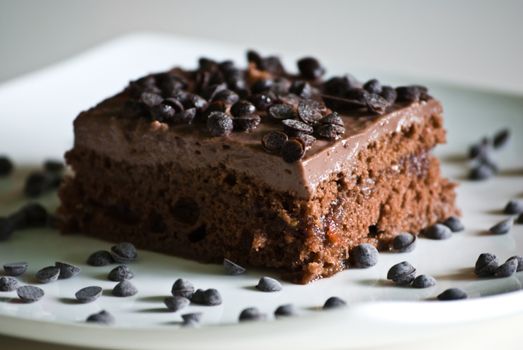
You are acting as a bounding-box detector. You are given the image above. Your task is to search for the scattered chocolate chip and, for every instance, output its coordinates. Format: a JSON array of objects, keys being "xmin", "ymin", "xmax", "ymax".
[
  {"xmin": 43, "ymin": 159, "xmax": 64, "ymax": 173},
  {"xmin": 315, "ymin": 123, "xmax": 345, "ymax": 141},
  {"xmin": 437, "ymin": 288, "xmax": 467, "ymax": 301},
  {"xmin": 75, "ymin": 286, "xmax": 103, "ymax": 303},
  {"xmin": 36, "ymin": 266, "xmax": 60, "ymax": 283},
  {"xmin": 0, "ymin": 156, "xmax": 14, "ymax": 176},
  {"xmin": 297, "ymin": 57, "xmax": 325, "ymax": 80},
  {"xmin": 233, "ymin": 114, "xmax": 261, "ymax": 132},
  {"xmin": 239, "ymin": 307, "xmax": 266, "ymax": 322},
  {"xmin": 262, "ymin": 131, "xmax": 288, "ymax": 154},
  {"xmin": 3, "ymin": 262, "xmax": 28, "ymax": 276},
  {"xmin": 350, "ymin": 243, "xmax": 378, "ymax": 268},
  {"xmin": 223, "ymin": 258, "xmax": 246, "ymax": 275},
  {"xmin": 0, "ymin": 217, "xmax": 16, "ymax": 241},
  {"xmin": 108, "ymin": 265, "xmax": 134, "ymax": 282},
  {"xmin": 509, "ymin": 255, "xmax": 523, "ymax": 272},
  {"xmin": 281, "ymin": 139, "xmax": 305, "ymax": 163},
  {"xmin": 412, "ymin": 275, "xmax": 436, "ymax": 288},
  {"xmin": 504, "ymin": 200, "xmax": 523, "ymax": 215},
  {"xmin": 323, "ymin": 296, "xmax": 346, "ymax": 310},
  {"xmin": 256, "ymin": 276, "xmax": 282, "ymax": 292},
  {"xmin": 474, "ymin": 253, "xmax": 499, "ymax": 277},
  {"xmin": 442, "ymin": 216, "xmax": 465, "ymax": 232},
  {"xmin": 172, "ymin": 278, "xmax": 195, "ymax": 299},
  {"xmin": 181, "ymin": 312, "xmax": 203, "ymax": 327},
  {"xmin": 422, "ymin": 224, "xmax": 452, "ymax": 240},
  {"xmin": 274, "ymin": 304, "xmax": 296, "ymax": 317},
  {"xmin": 468, "ymin": 138, "xmax": 490, "ymax": 160},
  {"xmin": 164, "ymin": 296, "xmax": 190, "ymax": 312},
  {"xmin": 207, "ymin": 111, "xmax": 234, "ymax": 137},
  {"xmin": 55, "ymin": 261, "xmax": 81, "ymax": 279},
  {"xmin": 191, "ymin": 288, "xmax": 222, "ymax": 306},
  {"xmin": 112, "ymin": 280, "xmax": 138, "ymax": 297},
  {"xmin": 298, "ymin": 100, "xmax": 324, "ymax": 124},
  {"xmin": 380, "ymin": 86, "xmax": 397, "ymax": 104},
  {"xmin": 86, "ymin": 310, "xmax": 115, "ymax": 325},
  {"xmin": 396, "ymin": 86, "xmax": 423, "ymax": 102},
  {"xmin": 110, "ymin": 242, "xmax": 138, "ymax": 263},
  {"xmin": 468, "ymin": 164, "xmax": 495, "ymax": 181},
  {"xmin": 250, "ymin": 93, "xmax": 273, "ymax": 111},
  {"xmin": 231, "ymin": 100, "xmax": 256, "ymax": 117},
  {"xmin": 489, "ymin": 218, "xmax": 513, "ymax": 235},
  {"xmin": 24, "ymin": 171, "xmax": 61, "ymax": 197},
  {"xmin": 494, "ymin": 257, "xmax": 519, "ymax": 278},
  {"xmin": 517, "ymin": 213, "xmax": 523, "ymax": 224},
  {"xmin": 268, "ymin": 103, "xmax": 296, "ymax": 120},
  {"xmin": 87, "ymin": 250, "xmax": 114, "ymax": 266},
  {"xmin": 387, "ymin": 261, "xmax": 416, "ymax": 285},
  {"xmin": 392, "ymin": 232, "xmax": 416, "ymax": 252},
  {"xmin": 0, "ymin": 276, "xmax": 18, "ymax": 291},
  {"xmin": 366, "ymin": 93, "xmax": 389, "ymax": 115},
  {"xmin": 17, "ymin": 285, "xmax": 44, "ymax": 303},
  {"xmin": 282, "ymin": 119, "xmax": 313, "ymax": 135},
  {"xmin": 492, "ymin": 129, "xmax": 510, "ymax": 149}
]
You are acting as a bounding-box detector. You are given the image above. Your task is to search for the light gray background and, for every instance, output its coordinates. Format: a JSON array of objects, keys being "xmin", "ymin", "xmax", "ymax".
[{"xmin": 1, "ymin": 0, "xmax": 523, "ymax": 93}]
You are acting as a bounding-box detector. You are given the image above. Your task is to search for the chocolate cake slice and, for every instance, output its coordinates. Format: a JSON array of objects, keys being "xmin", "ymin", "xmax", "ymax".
[{"xmin": 58, "ymin": 51, "xmax": 458, "ymax": 283}]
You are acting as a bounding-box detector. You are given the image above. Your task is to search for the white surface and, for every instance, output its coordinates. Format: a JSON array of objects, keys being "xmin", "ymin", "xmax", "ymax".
[{"xmin": 0, "ymin": 34, "xmax": 523, "ymax": 349}]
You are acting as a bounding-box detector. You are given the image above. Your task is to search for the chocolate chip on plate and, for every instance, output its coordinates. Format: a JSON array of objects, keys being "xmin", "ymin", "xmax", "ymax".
[
  {"xmin": 489, "ymin": 218, "xmax": 513, "ymax": 235},
  {"xmin": 112, "ymin": 280, "xmax": 138, "ymax": 297},
  {"xmin": 256, "ymin": 276, "xmax": 282, "ymax": 292},
  {"xmin": 492, "ymin": 128, "xmax": 510, "ymax": 149},
  {"xmin": 181, "ymin": 312, "xmax": 203, "ymax": 327},
  {"xmin": 441, "ymin": 216, "xmax": 465, "ymax": 232},
  {"xmin": 223, "ymin": 258, "xmax": 246, "ymax": 275},
  {"xmin": 437, "ymin": 288, "xmax": 468, "ymax": 301},
  {"xmin": 274, "ymin": 304, "xmax": 296, "ymax": 317},
  {"xmin": 87, "ymin": 250, "xmax": 115, "ymax": 266},
  {"xmin": 75, "ymin": 286, "xmax": 103, "ymax": 303},
  {"xmin": 110, "ymin": 242, "xmax": 138, "ymax": 263},
  {"xmin": 411, "ymin": 275, "xmax": 436, "ymax": 289},
  {"xmin": 350, "ymin": 243, "xmax": 378, "ymax": 268},
  {"xmin": 55, "ymin": 261, "xmax": 81, "ymax": 279},
  {"xmin": 297, "ymin": 57, "xmax": 325, "ymax": 80},
  {"xmin": 474, "ymin": 253, "xmax": 499, "ymax": 277},
  {"xmin": 494, "ymin": 257, "xmax": 519, "ymax": 278},
  {"xmin": 0, "ymin": 276, "xmax": 18, "ymax": 292},
  {"xmin": 191, "ymin": 288, "xmax": 222, "ymax": 306},
  {"xmin": 108, "ymin": 265, "xmax": 134, "ymax": 282},
  {"xmin": 323, "ymin": 296, "xmax": 346, "ymax": 310},
  {"xmin": 239, "ymin": 307, "xmax": 267, "ymax": 322},
  {"xmin": 36, "ymin": 266, "xmax": 60, "ymax": 283},
  {"xmin": 86, "ymin": 310, "xmax": 115, "ymax": 325},
  {"xmin": 17, "ymin": 285, "xmax": 44, "ymax": 303},
  {"xmin": 517, "ymin": 213, "xmax": 523, "ymax": 225},
  {"xmin": 392, "ymin": 232, "xmax": 416, "ymax": 252},
  {"xmin": 387, "ymin": 261, "xmax": 416, "ymax": 285},
  {"xmin": 207, "ymin": 111, "xmax": 234, "ymax": 137},
  {"xmin": 3, "ymin": 262, "xmax": 28, "ymax": 276},
  {"xmin": 510, "ymin": 255, "xmax": 523, "ymax": 271},
  {"xmin": 172, "ymin": 278, "xmax": 195, "ymax": 299},
  {"xmin": 164, "ymin": 296, "xmax": 190, "ymax": 312},
  {"xmin": 43, "ymin": 159, "xmax": 65, "ymax": 173},
  {"xmin": 422, "ymin": 224, "xmax": 452, "ymax": 240},
  {"xmin": 0, "ymin": 156, "xmax": 14, "ymax": 176},
  {"xmin": 262, "ymin": 131, "xmax": 288, "ymax": 154},
  {"xmin": 468, "ymin": 164, "xmax": 495, "ymax": 181},
  {"xmin": 504, "ymin": 200, "xmax": 523, "ymax": 215},
  {"xmin": 281, "ymin": 139, "xmax": 305, "ymax": 163}
]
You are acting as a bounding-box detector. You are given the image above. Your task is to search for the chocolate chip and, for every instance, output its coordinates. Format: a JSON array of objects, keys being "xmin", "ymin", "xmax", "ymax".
[
  {"xmin": 256, "ymin": 276, "xmax": 282, "ymax": 292},
  {"xmin": 75, "ymin": 286, "xmax": 103, "ymax": 303},
  {"xmin": 396, "ymin": 86, "xmax": 422, "ymax": 102},
  {"xmin": 3, "ymin": 262, "xmax": 28, "ymax": 276},
  {"xmin": 24, "ymin": 171, "xmax": 59, "ymax": 197},
  {"xmin": 323, "ymin": 75, "xmax": 356, "ymax": 96},
  {"xmin": 494, "ymin": 257, "xmax": 519, "ymax": 278},
  {"xmin": 250, "ymin": 93, "xmax": 273, "ymax": 111},
  {"xmin": 0, "ymin": 156, "xmax": 14, "ymax": 176},
  {"xmin": 504, "ymin": 200, "xmax": 523, "ymax": 215},
  {"xmin": 387, "ymin": 261, "xmax": 416, "ymax": 285},
  {"xmin": 162, "ymin": 97, "xmax": 184, "ymax": 113},
  {"xmin": 474, "ymin": 253, "xmax": 499, "ymax": 277},
  {"xmin": 202, "ymin": 83, "xmax": 227, "ymax": 101},
  {"xmin": 36, "ymin": 266, "xmax": 60, "ymax": 283},
  {"xmin": 344, "ymin": 88, "xmax": 370, "ymax": 107},
  {"xmin": 233, "ymin": 114, "xmax": 261, "ymax": 132},
  {"xmin": 366, "ymin": 93, "xmax": 389, "ymax": 115},
  {"xmin": 262, "ymin": 131, "xmax": 288, "ymax": 154},
  {"xmin": 87, "ymin": 250, "xmax": 114, "ymax": 266},
  {"xmin": 112, "ymin": 280, "xmax": 138, "ymax": 297},
  {"xmin": 297, "ymin": 57, "xmax": 325, "ymax": 80},
  {"xmin": 380, "ymin": 86, "xmax": 397, "ymax": 104},
  {"xmin": 350, "ymin": 243, "xmax": 378, "ymax": 268},
  {"xmin": 298, "ymin": 100, "xmax": 324, "ymax": 124},
  {"xmin": 251, "ymin": 79, "xmax": 273, "ymax": 94},
  {"xmin": 392, "ymin": 232, "xmax": 416, "ymax": 252},
  {"xmin": 282, "ymin": 119, "xmax": 314, "ymax": 135},
  {"xmin": 223, "ymin": 258, "xmax": 246, "ymax": 275},
  {"xmin": 0, "ymin": 276, "xmax": 18, "ymax": 291},
  {"xmin": 363, "ymin": 79, "xmax": 382, "ymax": 94},
  {"xmin": 173, "ymin": 108, "xmax": 197, "ymax": 125},
  {"xmin": 212, "ymin": 89, "xmax": 239, "ymax": 105},
  {"xmin": 281, "ymin": 139, "xmax": 305, "ymax": 163},
  {"xmin": 493, "ymin": 129, "xmax": 510, "ymax": 149},
  {"xmin": 517, "ymin": 213, "xmax": 523, "ymax": 225},
  {"xmin": 86, "ymin": 310, "xmax": 114, "ymax": 325},
  {"xmin": 269, "ymin": 103, "xmax": 296, "ymax": 120},
  {"xmin": 108, "ymin": 265, "xmax": 134, "ymax": 282},
  {"xmin": 139, "ymin": 91, "xmax": 163, "ymax": 107},
  {"xmin": 181, "ymin": 312, "xmax": 203, "ymax": 327},
  {"xmin": 110, "ymin": 242, "xmax": 138, "ymax": 263},
  {"xmin": 422, "ymin": 224, "xmax": 452, "ymax": 240},
  {"xmin": 0, "ymin": 218, "xmax": 16, "ymax": 241},
  {"xmin": 271, "ymin": 78, "xmax": 291, "ymax": 95},
  {"xmin": 43, "ymin": 160, "xmax": 64, "ymax": 173},
  {"xmin": 17, "ymin": 285, "xmax": 44, "ymax": 303},
  {"xmin": 239, "ymin": 307, "xmax": 266, "ymax": 322},
  {"xmin": 259, "ymin": 56, "xmax": 285, "ymax": 75},
  {"xmin": 274, "ymin": 303, "xmax": 296, "ymax": 317},
  {"xmin": 442, "ymin": 216, "xmax": 465, "ymax": 232},
  {"xmin": 231, "ymin": 100, "xmax": 256, "ymax": 117},
  {"xmin": 489, "ymin": 218, "xmax": 513, "ymax": 235},
  {"xmin": 323, "ymin": 296, "xmax": 346, "ymax": 310},
  {"xmin": 412, "ymin": 275, "xmax": 436, "ymax": 288},
  {"xmin": 289, "ymin": 80, "xmax": 312, "ymax": 98},
  {"xmin": 319, "ymin": 112, "xmax": 344, "ymax": 126},
  {"xmin": 509, "ymin": 255, "xmax": 523, "ymax": 272},
  {"xmin": 207, "ymin": 111, "xmax": 234, "ymax": 137},
  {"xmin": 55, "ymin": 261, "xmax": 81, "ymax": 279},
  {"xmin": 468, "ymin": 138, "xmax": 490, "ymax": 160},
  {"xmin": 247, "ymin": 50, "xmax": 263, "ymax": 66},
  {"xmin": 164, "ymin": 296, "xmax": 190, "ymax": 312},
  {"xmin": 172, "ymin": 278, "xmax": 195, "ymax": 299},
  {"xmin": 315, "ymin": 123, "xmax": 345, "ymax": 140},
  {"xmin": 295, "ymin": 134, "xmax": 316, "ymax": 149},
  {"xmin": 469, "ymin": 164, "xmax": 495, "ymax": 181},
  {"xmin": 191, "ymin": 288, "xmax": 222, "ymax": 306},
  {"xmin": 437, "ymin": 288, "xmax": 467, "ymax": 301}
]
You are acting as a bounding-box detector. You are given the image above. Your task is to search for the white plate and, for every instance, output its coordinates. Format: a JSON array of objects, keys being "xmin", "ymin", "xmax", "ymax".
[{"xmin": 1, "ymin": 33, "xmax": 523, "ymax": 350}]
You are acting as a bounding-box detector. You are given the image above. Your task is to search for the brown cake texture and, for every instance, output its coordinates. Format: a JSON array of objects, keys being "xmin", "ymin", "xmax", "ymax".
[{"xmin": 58, "ymin": 51, "xmax": 458, "ymax": 283}]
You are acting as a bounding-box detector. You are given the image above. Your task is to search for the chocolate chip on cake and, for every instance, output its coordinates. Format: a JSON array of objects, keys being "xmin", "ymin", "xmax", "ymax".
[
  {"xmin": 494, "ymin": 257, "xmax": 519, "ymax": 278},
  {"xmin": 17, "ymin": 285, "xmax": 44, "ymax": 303},
  {"xmin": 281, "ymin": 139, "xmax": 305, "ymax": 163},
  {"xmin": 474, "ymin": 253, "xmax": 499, "ymax": 277},
  {"xmin": 55, "ymin": 261, "xmax": 81, "ymax": 279},
  {"xmin": 139, "ymin": 91, "xmax": 163, "ymax": 108},
  {"xmin": 350, "ymin": 243, "xmax": 378, "ymax": 268},
  {"xmin": 298, "ymin": 100, "xmax": 324, "ymax": 124},
  {"xmin": 365, "ymin": 93, "xmax": 389, "ymax": 115},
  {"xmin": 319, "ymin": 112, "xmax": 344, "ymax": 126},
  {"xmin": 0, "ymin": 156, "xmax": 14, "ymax": 176},
  {"xmin": 262, "ymin": 131, "xmax": 288, "ymax": 154},
  {"xmin": 274, "ymin": 304, "xmax": 296, "ymax": 317},
  {"xmin": 323, "ymin": 296, "xmax": 346, "ymax": 310},
  {"xmin": 0, "ymin": 276, "xmax": 18, "ymax": 292},
  {"xmin": 223, "ymin": 258, "xmax": 246, "ymax": 275},
  {"xmin": 489, "ymin": 218, "xmax": 513, "ymax": 235},
  {"xmin": 191, "ymin": 288, "xmax": 222, "ymax": 306},
  {"xmin": 87, "ymin": 250, "xmax": 115, "ymax": 266},
  {"xmin": 437, "ymin": 288, "xmax": 467, "ymax": 301},
  {"xmin": 380, "ymin": 86, "xmax": 397, "ymax": 104},
  {"xmin": 249, "ymin": 93, "xmax": 273, "ymax": 111},
  {"xmin": 75, "ymin": 286, "xmax": 103, "ymax": 303},
  {"xmin": 212, "ymin": 89, "xmax": 240, "ymax": 105},
  {"xmin": 315, "ymin": 123, "xmax": 345, "ymax": 140},
  {"xmin": 282, "ymin": 119, "xmax": 314, "ymax": 136},
  {"xmin": 3, "ymin": 262, "xmax": 28, "ymax": 276},
  {"xmin": 110, "ymin": 242, "xmax": 138, "ymax": 263},
  {"xmin": 256, "ymin": 276, "xmax": 282, "ymax": 292},
  {"xmin": 442, "ymin": 216, "xmax": 465, "ymax": 232},
  {"xmin": 112, "ymin": 280, "xmax": 138, "ymax": 297},
  {"xmin": 239, "ymin": 307, "xmax": 267, "ymax": 322},
  {"xmin": 172, "ymin": 278, "xmax": 195, "ymax": 299},
  {"xmin": 108, "ymin": 265, "xmax": 134, "ymax": 282},
  {"xmin": 207, "ymin": 111, "xmax": 234, "ymax": 137},
  {"xmin": 233, "ymin": 114, "xmax": 261, "ymax": 132},
  {"xmin": 392, "ymin": 232, "xmax": 416, "ymax": 252},
  {"xmin": 422, "ymin": 224, "xmax": 452, "ymax": 240},
  {"xmin": 387, "ymin": 261, "xmax": 416, "ymax": 285},
  {"xmin": 86, "ymin": 310, "xmax": 115, "ymax": 325},
  {"xmin": 231, "ymin": 100, "xmax": 256, "ymax": 117},
  {"xmin": 492, "ymin": 128, "xmax": 510, "ymax": 149},
  {"xmin": 164, "ymin": 296, "xmax": 190, "ymax": 312},
  {"xmin": 363, "ymin": 79, "xmax": 382, "ymax": 94},
  {"xmin": 251, "ymin": 79, "xmax": 273, "ymax": 94},
  {"xmin": 289, "ymin": 80, "xmax": 313, "ymax": 98},
  {"xmin": 268, "ymin": 103, "xmax": 296, "ymax": 120},
  {"xmin": 297, "ymin": 57, "xmax": 325, "ymax": 80},
  {"xmin": 396, "ymin": 85, "xmax": 426, "ymax": 102},
  {"xmin": 504, "ymin": 200, "xmax": 523, "ymax": 215},
  {"xmin": 411, "ymin": 275, "xmax": 436, "ymax": 289},
  {"xmin": 35, "ymin": 266, "xmax": 60, "ymax": 283}
]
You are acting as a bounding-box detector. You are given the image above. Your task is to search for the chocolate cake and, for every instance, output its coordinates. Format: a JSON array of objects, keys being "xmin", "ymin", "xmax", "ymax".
[{"xmin": 58, "ymin": 51, "xmax": 458, "ymax": 283}]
